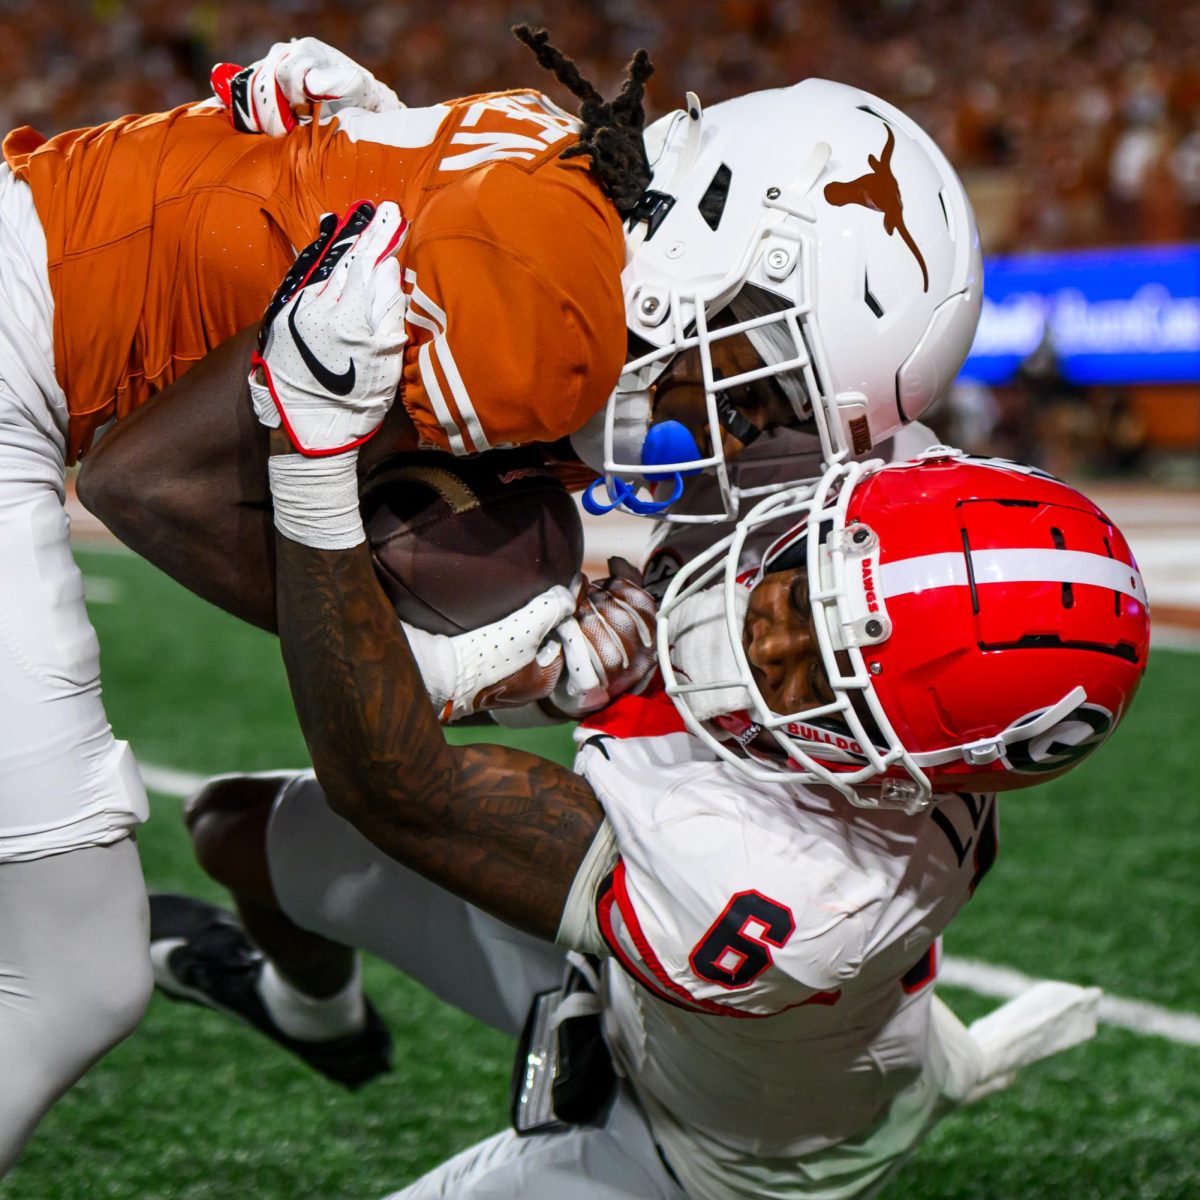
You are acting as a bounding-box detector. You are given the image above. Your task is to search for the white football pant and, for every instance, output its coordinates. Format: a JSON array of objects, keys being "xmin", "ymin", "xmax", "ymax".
[{"xmin": 0, "ymin": 163, "xmax": 152, "ymax": 1173}]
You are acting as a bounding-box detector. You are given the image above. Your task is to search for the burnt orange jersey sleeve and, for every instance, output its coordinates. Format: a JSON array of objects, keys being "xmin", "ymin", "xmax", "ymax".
[
  {"xmin": 398, "ymin": 152, "xmax": 626, "ymax": 454},
  {"xmin": 267, "ymin": 91, "xmax": 628, "ymax": 457},
  {"xmin": 5, "ymin": 105, "xmax": 295, "ymax": 462},
  {"xmin": 4, "ymin": 89, "xmax": 626, "ymax": 465}
]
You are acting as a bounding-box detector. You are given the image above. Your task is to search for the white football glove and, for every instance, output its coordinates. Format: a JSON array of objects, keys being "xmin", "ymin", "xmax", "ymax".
[
  {"xmin": 253, "ymin": 199, "xmax": 407, "ymax": 454},
  {"xmin": 550, "ymin": 561, "xmax": 658, "ymax": 718},
  {"xmin": 490, "ymin": 564, "xmax": 659, "ymax": 727},
  {"xmin": 405, "ymin": 587, "xmax": 578, "ymax": 723},
  {"xmin": 211, "ymin": 37, "xmax": 402, "ymax": 137},
  {"xmin": 257, "ymin": 200, "xmax": 407, "ymax": 549},
  {"xmin": 408, "ymin": 563, "xmax": 657, "ymax": 725}
]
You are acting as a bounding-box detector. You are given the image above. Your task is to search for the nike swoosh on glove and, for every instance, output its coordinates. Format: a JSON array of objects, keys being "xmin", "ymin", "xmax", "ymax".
[
  {"xmin": 251, "ymin": 200, "xmax": 408, "ymax": 456},
  {"xmin": 211, "ymin": 37, "xmax": 402, "ymax": 137}
]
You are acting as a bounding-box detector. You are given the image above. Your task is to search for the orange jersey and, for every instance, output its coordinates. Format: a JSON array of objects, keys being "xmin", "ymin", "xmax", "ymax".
[{"xmin": 3, "ymin": 91, "xmax": 627, "ymax": 464}]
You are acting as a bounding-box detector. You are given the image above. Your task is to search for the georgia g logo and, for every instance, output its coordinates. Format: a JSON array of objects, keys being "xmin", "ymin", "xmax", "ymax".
[{"xmin": 1004, "ymin": 702, "xmax": 1115, "ymax": 775}]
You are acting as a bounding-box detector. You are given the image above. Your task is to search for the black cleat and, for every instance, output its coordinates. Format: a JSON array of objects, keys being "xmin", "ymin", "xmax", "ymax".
[{"xmin": 149, "ymin": 893, "xmax": 392, "ymax": 1090}]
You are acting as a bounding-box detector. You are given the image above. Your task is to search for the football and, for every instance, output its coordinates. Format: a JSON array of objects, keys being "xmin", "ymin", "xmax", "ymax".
[{"xmin": 360, "ymin": 448, "xmax": 584, "ymax": 635}]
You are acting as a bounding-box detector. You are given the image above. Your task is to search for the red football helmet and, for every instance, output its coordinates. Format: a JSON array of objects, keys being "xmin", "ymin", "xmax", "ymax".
[{"xmin": 657, "ymin": 451, "xmax": 1151, "ymax": 812}]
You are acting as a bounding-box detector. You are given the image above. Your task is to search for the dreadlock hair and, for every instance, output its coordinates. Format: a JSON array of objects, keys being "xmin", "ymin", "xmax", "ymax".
[{"xmin": 512, "ymin": 24, "xmax": 655, "ymax": 219}]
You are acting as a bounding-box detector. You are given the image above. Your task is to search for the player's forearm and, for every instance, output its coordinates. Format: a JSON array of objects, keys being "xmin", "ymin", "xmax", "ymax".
[
  {"xmin": 77, "ymin": 326, "xmax": 279, "ymax": 632},
  {"xmin": 274, "ymin": 532, "xmax": 604, "ymax": 940}
]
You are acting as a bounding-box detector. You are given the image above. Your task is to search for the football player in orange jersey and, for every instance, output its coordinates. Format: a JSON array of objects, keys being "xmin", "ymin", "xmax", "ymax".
[{"xmin": 0, "ymin": 28, "xmax": 672, "ymax": 1173}]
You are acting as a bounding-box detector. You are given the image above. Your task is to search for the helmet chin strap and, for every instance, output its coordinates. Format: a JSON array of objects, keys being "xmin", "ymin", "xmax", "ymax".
[
  {"xmin": 713, "ymin": 392, "xmax": 761, "ymax": 448},
  {"xmin": 625, "ymin": 91, "xmax": 705, "ymax": 257}
]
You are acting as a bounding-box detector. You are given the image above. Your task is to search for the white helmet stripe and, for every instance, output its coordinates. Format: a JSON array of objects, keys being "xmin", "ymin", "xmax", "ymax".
[{"xmin": 881, "ymin": 549, "xmax": 1147, "ymax": 605}]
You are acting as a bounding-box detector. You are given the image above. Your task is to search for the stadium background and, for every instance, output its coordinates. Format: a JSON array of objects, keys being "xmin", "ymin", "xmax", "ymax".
[{"xmin": 4, "ymin": 1, "xmax": 1199, "ymax": 1196}]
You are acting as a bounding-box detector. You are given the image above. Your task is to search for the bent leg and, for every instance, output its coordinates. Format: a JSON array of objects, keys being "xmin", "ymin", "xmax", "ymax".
[
  {"xmin": 0, "ymin": 838, "xmax": 151, "ymax": 1173},
  {"xmin": 267, "ymin": 773, "xmax": 567, "ymax": 1037},
  {"xmin": 185, "ymin": 771, "xmax": 356, "ymax": 997}
]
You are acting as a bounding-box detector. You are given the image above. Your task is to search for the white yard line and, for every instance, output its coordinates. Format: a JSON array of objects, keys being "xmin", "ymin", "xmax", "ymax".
[
  {"xmin": 82, "ymin": 575, "xmax": 122, "ymax": 604},
  {"xmin": 941, "ymin": 956, "xmax": 1200, "ymax": 1047},
  {"xmin": 137, "ymin": 763, "xmax": 210, "ymax": 799},
  {"xmin": 1151, "ymin": 625, "xmax": 1200, "ymax": 651},
  {"xmin": 137, "ymin": 759, "xmax": 1200, "ymax": 1049}
]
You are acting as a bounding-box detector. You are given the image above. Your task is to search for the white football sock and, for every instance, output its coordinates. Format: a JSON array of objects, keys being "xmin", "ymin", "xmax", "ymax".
[{"xmin": 257, "ymin": 958, "xmax": 367, "ymax": 1042}]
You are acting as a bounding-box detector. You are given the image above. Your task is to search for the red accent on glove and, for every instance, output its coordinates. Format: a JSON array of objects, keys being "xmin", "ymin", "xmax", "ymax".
[
  {"xmin": 273, "ymin": 77, "xmax": 298, "ymax": 133},
  {"xmin": 209, "ymin": 62, "xmax": 241, "ymax": 110}
]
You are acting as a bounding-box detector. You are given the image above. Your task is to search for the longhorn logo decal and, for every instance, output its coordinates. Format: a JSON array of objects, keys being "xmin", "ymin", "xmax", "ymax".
[{"xmin": 824, "ymin": 125, "xmax": 930, "ymax": 292}]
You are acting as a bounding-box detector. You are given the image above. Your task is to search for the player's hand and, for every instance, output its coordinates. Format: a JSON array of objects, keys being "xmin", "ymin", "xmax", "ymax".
[
  {"xmin": 551, "ymin": 558, "xmax": 658, "ymax": 717},
  {"xmin": 424, "ymin": 562, "xmax": 657, "ymax": 725},
  {"xmin": 251, "ymin": 200, "xmax": 408, "ymax": 457},
  {"xmin": 403, "ymin": 587, "xmax": 578, "ymax": 723},
  {"xmin": 211, "ymin": 37, "xmax": 402, "ymax": 137}
]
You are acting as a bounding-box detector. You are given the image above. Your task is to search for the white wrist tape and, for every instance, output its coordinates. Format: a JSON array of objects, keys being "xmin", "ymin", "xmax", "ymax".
[{"xmin": 268, "ymin": 453, "xmax": 364, "ymax": 550}]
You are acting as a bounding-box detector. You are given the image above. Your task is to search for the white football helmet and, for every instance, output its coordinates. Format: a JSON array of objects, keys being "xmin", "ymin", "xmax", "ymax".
[{"xmin": 573, "ymin": 79, "xmax": 983, "ymax": 522}]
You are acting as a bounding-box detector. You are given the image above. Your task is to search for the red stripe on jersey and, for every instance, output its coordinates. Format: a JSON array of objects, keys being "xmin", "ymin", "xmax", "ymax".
[
  {"xmin": 579, "ymin": 683, "xmax": 687, "ymax": 740},
  {"xmin": 597, "ymin": 875, "xmax": 704, "ymax": 1014}
]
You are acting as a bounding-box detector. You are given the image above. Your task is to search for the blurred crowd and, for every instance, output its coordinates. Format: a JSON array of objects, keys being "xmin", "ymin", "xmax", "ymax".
[
  {"xmin": 2, "ymin": 0, "xmax": 1199, "ymax": 252},
  {"xmin": 0, "ymin": 0, "xmax": 1193, "ymax": 478},
  {"xmin": 934, "ymin": 368, "xmax": 1150, "ymax": 481}
]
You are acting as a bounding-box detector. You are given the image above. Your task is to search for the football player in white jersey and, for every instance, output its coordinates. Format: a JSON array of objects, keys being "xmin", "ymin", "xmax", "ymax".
[{"xmin": 149, "ymin": 240, "xmax": 1149, "ymax": 1198}]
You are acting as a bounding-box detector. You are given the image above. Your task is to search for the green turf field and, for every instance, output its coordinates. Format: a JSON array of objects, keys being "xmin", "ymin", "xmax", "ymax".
[{"xmin": 5, "ymin": 547, "xmax": 1198, "ymax": 1199}]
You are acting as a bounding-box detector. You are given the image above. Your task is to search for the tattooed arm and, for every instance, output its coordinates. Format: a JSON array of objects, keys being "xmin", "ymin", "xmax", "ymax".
[
  {"xmin": 76, "ymin": 327, "xmax": 420, "ymax": 634},
  {"xmin": 273, "ymin": 445, "xmax": 604, "ymax": 940}
]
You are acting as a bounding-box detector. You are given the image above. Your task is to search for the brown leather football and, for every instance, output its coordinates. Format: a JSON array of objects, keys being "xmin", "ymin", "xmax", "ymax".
[{"xmin": 360, "ymin": 448, "xmax": 583, "ymax": 635}]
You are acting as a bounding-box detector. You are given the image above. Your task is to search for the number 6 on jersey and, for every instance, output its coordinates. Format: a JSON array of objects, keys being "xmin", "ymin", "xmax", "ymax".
[{"xmin": 689, "ymin": 891, "xmax": 795, "ymax": 989}]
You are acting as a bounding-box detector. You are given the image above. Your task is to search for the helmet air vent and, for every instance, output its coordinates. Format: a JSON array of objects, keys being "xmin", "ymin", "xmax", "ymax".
[
  {"xmin": 961, "ymin": 527, "xmax": 980, "ymax": 615},
  {"xmin": 855, "ymin": 104, "xmax": 891, "ymax": 125},
  {"xmin": 937, "ymin": 188, "xmax": 954, "ymax": 236},
  {"xmin": 698, "ymin": 163, "xmax": 733, "ymax": 231},
  {"xmin": 863, "ymin": 272, "xmax": 885, "ymax": 319}
]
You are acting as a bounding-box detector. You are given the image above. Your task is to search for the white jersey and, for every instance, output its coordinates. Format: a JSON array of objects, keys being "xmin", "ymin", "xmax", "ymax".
[{"xmin": 573, "ymin": 690, "xmax": 997, "ymax": 1200}]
